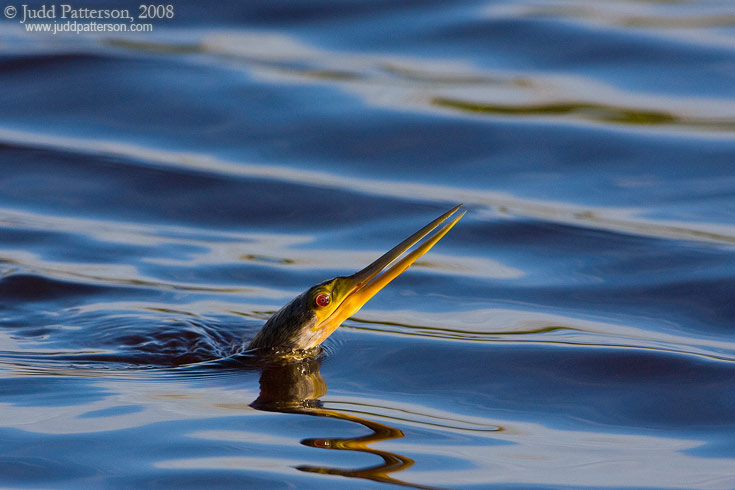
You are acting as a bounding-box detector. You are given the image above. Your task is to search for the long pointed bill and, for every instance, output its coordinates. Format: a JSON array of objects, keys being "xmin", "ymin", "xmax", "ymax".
[{"xmin": 309, "ymin": 205, "xmax": 465, "ymax": 347}]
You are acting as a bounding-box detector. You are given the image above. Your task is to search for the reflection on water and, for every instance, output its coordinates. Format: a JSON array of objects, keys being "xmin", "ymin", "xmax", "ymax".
[
  {"xmin": 252, "ymin": 357, "xmax": 438, "ymax": 490},
  {"xmin": 109, "ymin": 31, "xmax": 735, "ymax": 135},
  {"xmin": 1, "ymin": 0, "xmax": 735, "ymax": 488},
  {"xmin": 252, "ymin": 357, "xmax": 327, "ymax": 411}
]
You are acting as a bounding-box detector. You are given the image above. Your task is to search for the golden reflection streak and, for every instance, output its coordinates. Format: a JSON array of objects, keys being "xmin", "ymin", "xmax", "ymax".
[
  {"xmin": 432, "ymin": 96, "xmax": 735, "ymax": 132},
  {"xmin": 250, "ymin": 357, "xmax": 444, "ymax": 490}
]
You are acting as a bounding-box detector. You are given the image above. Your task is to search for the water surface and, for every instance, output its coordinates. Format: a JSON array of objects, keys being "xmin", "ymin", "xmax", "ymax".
[{"xmin": 1, "ymin": 1, "xmax": 734, "ymax": 489}]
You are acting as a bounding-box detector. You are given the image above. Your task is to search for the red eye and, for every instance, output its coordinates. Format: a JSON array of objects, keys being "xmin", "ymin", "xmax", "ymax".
[{"xmin": 315, "ymin": 293, "xmax": 331, "ymax": 307}]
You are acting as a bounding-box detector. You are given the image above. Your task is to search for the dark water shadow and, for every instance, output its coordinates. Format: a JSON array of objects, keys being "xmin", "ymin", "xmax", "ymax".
[{"xmin": 250, "ymin": 357, "xmax": 443, "ymax": 490}]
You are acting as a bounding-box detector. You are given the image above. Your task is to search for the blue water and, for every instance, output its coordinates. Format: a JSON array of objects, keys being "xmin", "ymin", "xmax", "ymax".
[{"xmin": 1, "ymin": 1, "xmax": 735, "ymax": 488}]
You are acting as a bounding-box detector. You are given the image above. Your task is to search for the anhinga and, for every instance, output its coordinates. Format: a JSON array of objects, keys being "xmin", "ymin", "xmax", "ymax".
[{"xmin": 247, "ymin": 205, "xmax": 464, "ymax": 355}]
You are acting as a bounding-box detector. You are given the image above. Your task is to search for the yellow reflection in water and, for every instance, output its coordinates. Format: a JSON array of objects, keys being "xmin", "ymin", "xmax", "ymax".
[
  {"xmin": 432, "ymin": 96, "xmax": 735, "ymax": 129},
  {"xmin": 251, "ymin": 357, "xmax": 442, "ymax": 490}
]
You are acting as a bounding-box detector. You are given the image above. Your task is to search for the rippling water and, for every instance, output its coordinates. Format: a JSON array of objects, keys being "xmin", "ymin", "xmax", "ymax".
[{"xmin": 1, "ymin": 1, "xmax": 735, "ymax": 489}]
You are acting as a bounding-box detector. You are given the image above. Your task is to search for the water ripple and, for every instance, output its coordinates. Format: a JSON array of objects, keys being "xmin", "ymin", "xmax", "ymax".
[
  {"xmin": 1, "ymin": 1, "xmax": 734, "ymax": 488},
  {"xmin": 1, "ymin": 128, "xmax": 733, "ymax": 245}
]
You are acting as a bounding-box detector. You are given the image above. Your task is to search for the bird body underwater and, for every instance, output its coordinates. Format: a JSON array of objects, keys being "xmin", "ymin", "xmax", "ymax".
[{"xmin": 247, "ymin": 205, "xmax": 465, "ymax": 356}]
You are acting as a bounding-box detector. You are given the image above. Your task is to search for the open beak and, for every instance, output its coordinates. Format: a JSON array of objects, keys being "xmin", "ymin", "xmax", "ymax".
[{"xmin": 309, "ymin": 204, "xmax": 465, "ymax": 347}]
